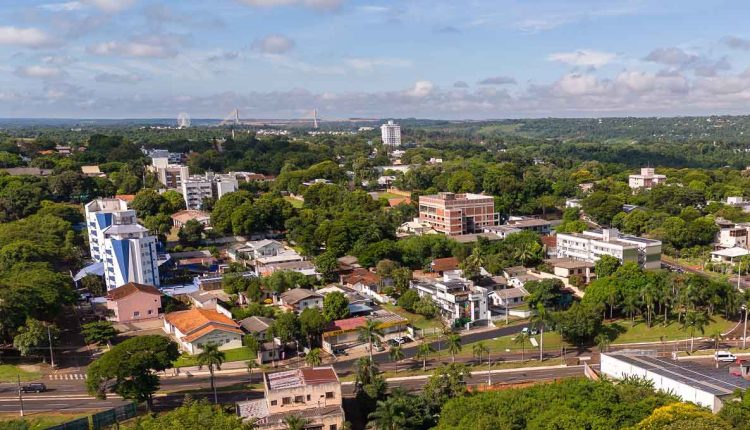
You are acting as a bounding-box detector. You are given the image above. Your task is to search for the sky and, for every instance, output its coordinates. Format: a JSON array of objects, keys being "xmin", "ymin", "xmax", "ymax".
[{"xmin": 4, "ymin": 0, "xmax": 750, "ymax": 119}]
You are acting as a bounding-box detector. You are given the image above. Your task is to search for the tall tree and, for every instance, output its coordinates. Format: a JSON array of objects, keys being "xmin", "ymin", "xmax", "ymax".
[
  {"xmin": 305, "ymin": 348, "xmax": 322, "ymax": 367},
  {"xmin": 514, "ymin": 331, "xmax": 530, "ymax": 361},
  {"xmin": 416, "ymin": 342, "xmax": 435, "ymax": 371},
  {"xmin": 358, "ymin": 320, "xmax": 383, "ymax": 361},
  {"xmin": 81, "ymin": 321, "xmax": 118, "ymax": 348},
  {"xmin": 446, "ymin": 333, "xmax": 462, "ymax": 363},
  {"xmin": 86, "ymin": 335, "xmax": 179, "ymax": 410},
  {"xmin": 196, "ymin": 343, "xmax": 226, "ymax": 404},
  {"xmin": 322, "ymin": 291, "xmax": 350, "ymax": 322},
  {"xmin": 682, "ymin": 311, "xmax": 709, "ymax": 353}
]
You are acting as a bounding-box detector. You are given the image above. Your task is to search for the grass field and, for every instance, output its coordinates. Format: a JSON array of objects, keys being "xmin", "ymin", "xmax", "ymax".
[
  {"xmin": 607, "ymin": 315, "xmax": 736, "ymax": 344},
  {"xmin": 372, "ymin": 192, "xmax": 405, "ymax": 200},
  {"xmin": 0, "ymin": 364, "xmax": 41, "ymax": 383},
  {"xmin": 381, "ymin": 304, "xmax": 443, "ymax": 330},
  {"xmin": 173, "ymin": 347, "xmax": 252, "ymax": 368},
  {"xmin": 0, "ymin": 413, "xmax": 90, "ymax": 429},
  {"xmin": 284, "ymin": 196, "xmax": 304, "ymax": 208}
]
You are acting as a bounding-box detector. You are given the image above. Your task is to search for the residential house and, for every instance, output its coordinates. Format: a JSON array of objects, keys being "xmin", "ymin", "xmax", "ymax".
[
  {"xmin": 171, "ymin": 209, "xmax": 211, "ymax": 228},
  {"xmin": 277, "ymin": 288, "xmax": 324, "ymax": 313},
  {"xmin": 488, "ymin": 287, "xmax": 529, "ymax": 308},
  {"xmin": 163, "ymin": 308, "xmax": 243, "ymax": 354},
  {"xmin": 711, "ymin": 247, "xmax": 750, "ymax": 264},
  {"xmin": 239, "ymin": 316, "xmax": 274, "ymax": 340},
  {"xmin": 505, "ymin": 216, "xmax": 552, "ymax": 235},
  {"xmin": 556, "ymin": 228, "xmax": 662, "ymax": 270},
  {"xmin": 629, "ymin": 167, "xmax": 667, "ymax": 190},
  {"xmin": 236, "ymin": 367, "xmax": 345, "ymax": 430},
  {"xmin": 106, "ymin": 282, "xmax": 162, "ymax": 323},
  {"xmin": 341, "ymin": 268, "xmax": 386, "ymax": 303},
  {"xmin": 410, "ymin": 272, "xmax": 489, "ymax": 326},
  {"xmin": 430, "ymin": 257, "xmax": 460, "ymax": 276},
  {"xmin": 545, "ymin": 258, "xmax": 595, "ymax": 283}
]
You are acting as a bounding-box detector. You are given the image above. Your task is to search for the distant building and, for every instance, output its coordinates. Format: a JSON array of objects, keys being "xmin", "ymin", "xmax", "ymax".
[
  {"xmin": 380, "ymin": 120, "xmax": 401, "ymax": 146},
  {"xmin": 545, "ymin": 258, "xmax": 595, "ymax": 283},
  {"xmin": 85, "ymin": 198, "xmax": 136, "ymax": 263},
  {"xmin": 556, "ymin": 228, "xmax": 662, "ymax": 270},
  {"xmin": 81, "ymin": 165, "xmax": 105, "ymax": 177},
  {"xmin": 236, "ymin": 366, "xmax": 345, "ymax": 430},
  {"xmin": 505, "ymin": 216, "xmax": 552, "ymax": 235},
  {"xmin": 181, "ymin": 172, "xmax": 239, "ymax": 210},
  {"xmin": 171, "ymin": 209, "xmax": 211, "ymax": 228},
  {"xmin": 149, "ymin": 154, "xmax": 189, "ymax": 190},
  {"xmin": 711, "ymin": 247, "xmax": 750, "ymax": 264},
  {"xmin": 629, "ymin": 167, "xmax": 667, "ymax": 189},
  {"xmin": 418, "ymin": 192, "xmax": 498, "ymax": 235}
]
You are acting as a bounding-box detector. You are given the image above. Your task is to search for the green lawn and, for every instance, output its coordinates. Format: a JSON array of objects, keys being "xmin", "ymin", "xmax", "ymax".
[
  {"xmin": 284, "ymin": 196, "xmax": 304, "ymax": 208},
  {"xmin": 381, "ymin": 304, "xmax": 443, "ymax": 330},
  {"xmin": 373, "ymin": 192, "xmax": 405, "ymax": 200},
  {"xmin": 0, "ymin": 364, "xmax": 41, "ymax": 383},
  {"xmin": 173, "ymin": 347, "xmax": 252, "ymax": 368},
  {"xmin": 459, "ymin": 331, "xmax": 562, "ymax": 358},
  {"xmin": 607, "ymin": 315, "xmax": 736, "ymax": 344},
  {"xmin": 0, "ymin": 414, "xmax": 91, "ymax": 430}
]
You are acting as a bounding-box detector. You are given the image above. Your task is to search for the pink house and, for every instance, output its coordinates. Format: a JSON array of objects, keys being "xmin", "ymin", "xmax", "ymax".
[{"xmin": 106, "ymin": 282, "xmax": 162, "ymax": 323}]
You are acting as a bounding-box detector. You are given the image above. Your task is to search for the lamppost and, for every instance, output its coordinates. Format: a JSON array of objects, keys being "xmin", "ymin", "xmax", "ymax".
[
  {"xmin": 487, "ymin": 352, "xmax": 491, "ymax": 386},
  {"xmin": 743, "ymin": 304, "xmax": 748, "ymax": 350}
]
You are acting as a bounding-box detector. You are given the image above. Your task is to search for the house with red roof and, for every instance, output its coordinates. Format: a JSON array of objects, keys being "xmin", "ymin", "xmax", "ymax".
[
  {"xmin": 163, "ymin": 308, "xmax": 243, "ymax": 354},
  {"xmin": 106, "ymin": 282, "xmax": 162, "ymax": 323}
]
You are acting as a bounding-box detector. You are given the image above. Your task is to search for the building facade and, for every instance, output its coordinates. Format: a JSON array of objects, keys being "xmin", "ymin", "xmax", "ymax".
[
  {"xmin": 181, "ymin": 172, "xmax": 239, "ymax": 210},
  {"xmin": 85, "ymin": 198, "xmax": 137, "ymax": 263},
  {"xmin": 380, "ymin": 120, "xmax": 401, "ymax": 146},
  {"xmin": 418, "ymin": 192, "xmax": 498, "ymax": 235},
  {"xmin": 628, "ymin": 167, "xmax": 667, "ymax": 189},
  {"xmin": 106, "ymin": 282, "xmax": 162, "ymax": 323},
  {"xmin": 556, "ymin": 228, "xmax": 662, "ymax": 270},
  {"xmin": 410, "ymin": 272, "xmax": 489, "ymax": 326},
  {"xmin": 163, "ymin": 308, "xmax": 243, "ymax": 355},
  {"xmin": 149, "ymin": 154, "xmax": 189, "ymax": 190},
  {"xmin": 236, "ymin": 367, "xmax": 345, "ymax": 430},
  {"xmin": 101, "ymin": 224, "xmax": 160, "ymax": 289}
]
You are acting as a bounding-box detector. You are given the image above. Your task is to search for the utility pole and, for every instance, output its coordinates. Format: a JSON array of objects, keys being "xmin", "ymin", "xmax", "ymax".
[
  {"xmin": 743, "ymin": 305, "xmax": 748, "ymax": 350},
  {"xmin": 47, "ymin": 325, "xmax": 55, "ymax": 369},
  {"xmin": 487, "ymin": 352, "xmax": 491, "ymax": 386},
  {"xmin": 17, "ymin": 374, "xmax": 24, "ymax": 417},
  {"xmin": 738, "ymin": 260, "xmax": 743, "ymax": 291}
]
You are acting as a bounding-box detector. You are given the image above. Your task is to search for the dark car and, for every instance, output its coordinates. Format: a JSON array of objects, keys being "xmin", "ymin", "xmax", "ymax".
[
  {"xmin": 387, "ymin": 339, "xmax": 399, "ymax": 347},
  {"xmin": 20, "ymin": 383, "xmax": 46, "ymax": 393},
  {"xmin": 401, "ymin": 336, "xmax": 413, "ymax": 344}
]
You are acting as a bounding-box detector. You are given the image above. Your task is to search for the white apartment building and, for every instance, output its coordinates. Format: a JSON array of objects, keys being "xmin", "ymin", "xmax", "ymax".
[
  {"xmin": 181, "ymin": 172, "xmax": 239, "ymax": 210},
  {"xmin": 628, "ymin": 167, "xmax": 667, "ymax": 189},
  {"xmin": 556, "ymin": 228, "xmax": 662, "ymax": 270},
  {"xmin": 149, "ymin": 154, "xmax": 189, "ymax": 190},
  {"xmin": 717, "ymin": 226, "xmax": 750, "ymax": 249},
  {"xmin": 85, "ymin": 198, "xmax": 137, "ymax": 263},
  {"xmin": 410, "ymin": 271, "xmax": 489, "ymax": 326},
  {"xmin": 380, "ymin": 120, "xmax": 401, "ymax": 146},
  {"xmin": 101, "ymin": 223, "xmax": 160, "ymax": 289}
]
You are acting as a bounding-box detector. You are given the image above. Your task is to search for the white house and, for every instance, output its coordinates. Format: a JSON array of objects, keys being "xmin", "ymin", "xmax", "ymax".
[
  {"xmin": 556, "ymin": 228, "xmax": 662, "ymax": 270},
  {"xmin": 163, "ymin": 308, "xmax": 243, "ymax": 355}
]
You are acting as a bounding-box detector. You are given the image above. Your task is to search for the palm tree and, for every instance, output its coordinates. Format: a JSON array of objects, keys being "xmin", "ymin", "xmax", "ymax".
[
  {"xmin": 514, "ymin": 332, "xmax": 530, "ymax": 361},
  {"xmin": 622, "ymin": 293, "xmax": 640, "ymax": 326},
  {"xmin": 358, "ymin": 320, "xmax": 383, "ymax": 361},
  {"xmin": 368, "ymin": 396, "xmax": 406, "ymax": 430},
  {"xmin": 415, "ymin": 342, "xmax": 435, "ymax": 371},
  {"xmin": 246, "ymin": 359, "xmax": 257, "ymax": 384},
  {"xmin": 530, "ymin": 304, "xmax": 550, "ymax": 361},
  {"xmin": 473, "ymin": 341, "xmax": 489, "ymax": 364},
  {"xmin": 514, "ymin": 241, "xmax": 542, "ymax": 267},
  {"xmin": 305, "ymin": 348, "xmax": 322, "ymax": 367},
  {"xmin": 389, "ymin": 345, "xmax": 404, "ymax": 372},
  {"xmin": 461, "ymin": 246, "xmax": 484, "ymax": 281},
  {"xmin": 283, "ymin": 414, "xmax": 308, "ymax": 430},
  {"xmin": 355, "ymin": 356, "xmax": 378, "ymax": 391},
  {"xmin": 446, "ymin": 333, "xmax": 462, "ymax": 362},
  {"xmin": 595, "ymin": 333, "xmax": 611, "ymax": 353},
  {"xmin": 710, "ymin": 330, "xmax": 724, "ymax": 367},
  {"xmin": 196, "ymin": 342, "xmax": 226, "ymax": 404},
  {"xmin": 682, "ymin": 310, "xmax": 709, "ymax": 353}
]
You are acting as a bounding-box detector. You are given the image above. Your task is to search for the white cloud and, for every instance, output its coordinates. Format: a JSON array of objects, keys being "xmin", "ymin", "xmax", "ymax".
[
  {"xmin": 15, "ymin": 65, "xmax": 64, "ymax": 79},
  {"xmin": 252, "ymin": 34, "xmax": 295, "ymax": 54},
  {"xmin": 344, "ymin": 57, "xmax": 411, "ymax": 71},
  {"xmin": 94, "ymin": 72, "xmax": 143, "ymax": 84},
  {"xmin": 39, "ymin": 1, "xmax": 84, "ymax": 12},
  {"xmin": 549, "ymin": 49, "xmax": 616, "ymax": 68},
  {"xmin": 88, "ymin": 38, "xmax": 178, "ymax": 58},
  {"xmin": 0, "ymin": 26, "xmax": 55, "ymax": 48},
  {"xmin": 238, "ymin": 0, "xmax": 343, "ymax": 10},
  {"xmin": 405, "ymin": 80, "xmax": 435, "ymax": 97},
  {"xmin": 81, "ymin": 0, "xmax": 136, "ymax": 12}
]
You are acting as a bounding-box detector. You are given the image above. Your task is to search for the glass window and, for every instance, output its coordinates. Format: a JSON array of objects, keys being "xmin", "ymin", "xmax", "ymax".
[{"xmin": 325, "ymin": 391, "xmax": 334, "ymax": 399}]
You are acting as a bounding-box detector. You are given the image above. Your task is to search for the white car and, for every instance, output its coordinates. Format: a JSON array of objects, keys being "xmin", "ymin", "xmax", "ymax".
[{"xmin": 714, "ymin": 351, "xmax": 737, "ymax": 362}]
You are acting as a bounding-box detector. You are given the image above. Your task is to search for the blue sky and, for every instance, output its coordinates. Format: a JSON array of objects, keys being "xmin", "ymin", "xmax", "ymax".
[{"xmin": 3, "ymin": 0, "xmax": 750, "ymax": 119}]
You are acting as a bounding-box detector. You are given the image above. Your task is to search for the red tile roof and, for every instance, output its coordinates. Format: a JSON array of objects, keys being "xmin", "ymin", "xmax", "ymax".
[
  {"xmin": 431, "ymin": 257, "xmax": 459, "ymax": 273},
  {"xmin": 164, "ymin": 308, "xmax": 240, "ymax": 335},
  {"xmin": 342, "ymin": 268, "xmax": 380, "ymax": 286},
  {"xmin": 115, "ymin": 194, "xmax": 136, "ymax": 203},
  {"xmin": 541, "ymin": 235, "xmax": 557, "ymax": 248},
  {"xmin": 388, "ymin": 197, "xmax": 411, "ymax": 207},
  {"xmin": 107, "ymin": 282, "xmax": 161, "ymax": 300},
  {"xmin": 326, "ymin": 316, "xmax": 367, "ymax": 332}
]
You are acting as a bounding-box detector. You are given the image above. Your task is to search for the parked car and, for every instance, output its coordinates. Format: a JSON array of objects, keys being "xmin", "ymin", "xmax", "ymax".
[
  {"xmin": 387, "ymin": 339, "xmax": 399, "ymax": 347},
  {"xmin": 20, "ymin": 383, "xmax": 46, "ymax": 393},
  {"xmin": 401, "ymin": 336, "xmax": 413, "ymax": 344},
  {"xmin": 333, "ymin": 348, "xmax": 348, "ymax": 356},
  {"xmin": 715, "ymin": 351, "xmax": 737, "ymax": 362},
  {"xmin": 374, "ymin": 343, "xmax": 385, "ymax": 352}
]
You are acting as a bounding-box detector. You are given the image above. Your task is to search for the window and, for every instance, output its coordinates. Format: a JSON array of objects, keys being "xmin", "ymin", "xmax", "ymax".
[
  {"xmin": 306, "ymin": 395, "xmax": 311, "ymax": 401},
  {"xmin": 295, "ymin": 395, "xmax": 304, "ymax": 403},
  {"xmin": 330, "ymin": 426, "xmax": 337, "ymax": 430},
  {"xmin": 270, "ymin": 400, "xmax": 277, "ymax": 406},
  {"xmin": 133, "ymin": 311, "xmax": 140, "ymax": 317},
  {"xmin": 147, "ymin": 310, "xmax": 153, "ymax": 315},
  {"xmin": 282, "ymin": 397, "xmax": 291, "ymax": 405},
  {"xmin": 325, "ymin": 391, "xmax": 334, "ymax": 399}
]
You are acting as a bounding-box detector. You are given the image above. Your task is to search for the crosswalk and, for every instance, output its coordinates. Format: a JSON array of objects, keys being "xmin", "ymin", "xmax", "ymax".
[{"xmin": 48, "ymin": 373, "xmax": 87, "ymax": 380}]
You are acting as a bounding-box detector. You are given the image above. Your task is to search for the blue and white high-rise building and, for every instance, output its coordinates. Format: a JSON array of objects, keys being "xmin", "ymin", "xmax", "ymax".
[{"xmin": 85, "ymin": 198, "xmax": 160, "ymax": 290}]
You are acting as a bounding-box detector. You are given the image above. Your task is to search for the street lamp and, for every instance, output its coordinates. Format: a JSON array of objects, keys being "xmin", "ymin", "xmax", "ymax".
[{"xmin": 743, "ymin": 304, "xmax": 748, "ymax": 350}]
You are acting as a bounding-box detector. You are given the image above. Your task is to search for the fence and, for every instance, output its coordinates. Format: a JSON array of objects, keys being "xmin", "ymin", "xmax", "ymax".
[{"xmin": 47, "ymin": 403, "xmax": 137, "ymax": 430}]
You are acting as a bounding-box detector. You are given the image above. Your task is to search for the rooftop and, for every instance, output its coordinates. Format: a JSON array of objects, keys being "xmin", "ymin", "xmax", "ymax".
[
  {"xmin": 712, "ymin": 247, "xmax": 750, "ymax": 258},
  {"xmin": 326, "ymin": 316, "xmax": 368, "ymax": 332},
  {"xmin": 491, "ymin": 287, "xmax": 529, "ymax": 300},
  {"xmin": 607, "ymin": 354, "xmax": 750, "ymax": 396},
  {"xmin": 280, "ymin": 287, "xmax": 323, "ymax": 305},
  {"xmin": 343, "ymin": 268, "xmax": 381, "ymax": 286},
  {"xmin": 239, "ymin": 316, "xmax": 274, "ymax": 333},
  {"xmin": 171, "ymin": 209, "xmax": 211, "ymax": 223},
  {"xmin": 164, "ymin": 308, "xmax": 241, "ymax": 338},
  {"xmin": 107, "ymin": 282, "xmax": 161, "ymax": 300},
  {"xmin": 545, "ymin": 258, "xmax": 595, "ymax": 269},
  {"xmin": 265, "ymin": 366, "xmax": 339, "ymax": 391},
  {"xmin": 431, "ymin": 257, "xmax": 459, "ymax": 273},
  {"xmin": 103, "ymin": 224, "xmax": 149, "ymax": 235}
]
